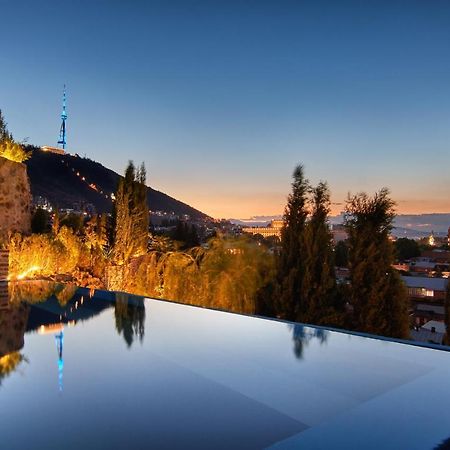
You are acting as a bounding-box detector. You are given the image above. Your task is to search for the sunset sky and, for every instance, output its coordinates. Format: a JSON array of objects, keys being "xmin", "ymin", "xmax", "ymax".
[{"xmin": 1, "ymin": 1, "xmax": 450, "ymax": 218}]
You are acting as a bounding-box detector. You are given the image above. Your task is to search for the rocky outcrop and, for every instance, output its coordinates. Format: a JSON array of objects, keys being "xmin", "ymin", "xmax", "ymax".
[{"xmin": 0, "ymin": 157, "xmax": 31, "ymax": 240}]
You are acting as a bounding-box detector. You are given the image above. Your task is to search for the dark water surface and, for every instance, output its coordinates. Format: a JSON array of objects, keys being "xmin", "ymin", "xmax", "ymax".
[{"xmin": 0, "ymin": 281, "xmax": 449, "ymax": 449}]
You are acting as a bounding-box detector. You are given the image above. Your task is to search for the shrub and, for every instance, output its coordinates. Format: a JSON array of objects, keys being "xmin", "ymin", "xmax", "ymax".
[{"xmin": 0, "ymin": 139, "xmax": 31, "ymax": 163}]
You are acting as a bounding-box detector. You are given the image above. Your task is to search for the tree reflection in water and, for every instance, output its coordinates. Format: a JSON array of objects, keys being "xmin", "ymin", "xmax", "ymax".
[
  {"xmin": 0, "ymin": 352, "xmax": 27, "ymax": 386},
  {"xmin": 114, "ymin": 292, "xmax": 146, "ymax": 348},
  {"xmin": 290, "ymin": 323, "xmax": 328, "ymax": 359}
]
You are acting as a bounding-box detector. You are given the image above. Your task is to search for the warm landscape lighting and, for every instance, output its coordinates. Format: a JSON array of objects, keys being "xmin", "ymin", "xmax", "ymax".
[{"xmin": 11, "ymin": 265, "xmax": 41, "ymax": 280}]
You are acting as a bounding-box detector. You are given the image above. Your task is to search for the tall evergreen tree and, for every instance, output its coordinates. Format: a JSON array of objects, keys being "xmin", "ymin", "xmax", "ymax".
[
  {"xmin": 112, "ymin": 173, "xmax": 133, "ymax": 264},
  {"xmin": 133, "ymin": 162, "xmax": 150, "ymax": 255},
  {"xmin": 275, "ymin": 165, "xmax": 310, "ymax": 320},
  {"xmin": 301, "ymin": 182, "xmax": 340, "ymax": 325},
  {"xmin": 112, "ymin": 161, "xmax": 149, "ymax": 264},
  {"xmin": 344, "ymin": 189, "xmax": 410, "ymax": 339}
]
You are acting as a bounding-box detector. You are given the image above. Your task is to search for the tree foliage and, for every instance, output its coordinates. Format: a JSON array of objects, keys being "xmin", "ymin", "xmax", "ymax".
[
  {"xmin": 9, "ymin": 226, "xmax": 82, "ymax": 278},
  {"xmin": 172, "ymin": 220, "xmax": 200, "ymax": 249},
  {"xmin": 125, "ymin": 236, "xmax": 274, "ymax": 315},
  {"xmin": 344, "ymin": 189, "xmax": 410, "ymax": 339},
  {"xmin": 301, "ymin": 182, "xmax": 341, "ymax": 326},
  {"xmin": 31, "ymin": 208, "xmax": 51, "ymax": 234},
  {"xmin": 275, "ymin": 165, "xmax": 310, "ymax": 320},
  {"xmin": 271, "ymin": 166, "xmax": 341, "ymax": 326},
  {"xmin": 394, "ymin": 237, "xmax": 421, "ymax": 261},
  {"xmin": 0, "ymin": 111, "xmax": 31, "ymax": 162},
  {"xmin": 112, "ymin": 161, "xmax": 149, "ymax": 264},
  {"xmin": 60, "ymin": 213, "xmax": 84, "ymax": 234},
  {"xmin": 0, "ymin": 139, "xmax": 31, "ymax": 163},
  {"xmin": 114, "ymin": 292, "xmax": 145, "ymax": 347}
]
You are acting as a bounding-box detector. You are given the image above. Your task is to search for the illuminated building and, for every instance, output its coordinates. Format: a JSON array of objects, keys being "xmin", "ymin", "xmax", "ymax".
[
  {"xmin": 242, "ymin": 219, "xmax": 283, "ymax": 239},
  {"xmin": 40, "ymin": 145, "xmax": 65, "ymax": 155},
  {"xmin": 429, "ymin": 231, "xmax": 435, "ymax": 247}
]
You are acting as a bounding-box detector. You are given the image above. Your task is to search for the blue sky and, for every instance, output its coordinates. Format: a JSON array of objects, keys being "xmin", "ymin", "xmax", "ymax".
[{"xmin": 1, "ymin": 0, "xmax": 450, "ymax": 218}]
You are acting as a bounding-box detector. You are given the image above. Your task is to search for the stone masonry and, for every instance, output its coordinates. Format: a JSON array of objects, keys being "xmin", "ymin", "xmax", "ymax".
[{"xmin": 0, "ymin": 156, "xmax": 31, "ymax": 240}]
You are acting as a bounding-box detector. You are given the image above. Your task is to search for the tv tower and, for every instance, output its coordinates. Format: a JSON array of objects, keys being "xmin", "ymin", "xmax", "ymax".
[{"xmin": 57, "ymin": 85, "xmax": 67, "ymax": 149}]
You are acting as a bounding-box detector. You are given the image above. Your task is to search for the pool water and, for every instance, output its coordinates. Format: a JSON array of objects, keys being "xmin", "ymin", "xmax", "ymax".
[{"xmin": 0, "ymin": 281, "xmax": 449, "ymax": 449}]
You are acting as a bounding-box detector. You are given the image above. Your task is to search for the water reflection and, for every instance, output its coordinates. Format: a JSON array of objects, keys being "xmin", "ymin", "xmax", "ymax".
[
  {"xmin": 290, "ymin": 323, "xmax": 328, "ymax": 359},
  {"xmin": 0, "ymin": 282, "xmax": 29, "ymax": 384},
  {"xmin": 0, "ymin": 281, "xmax": 147, "ymax": 387},
  {"xmin": 114, "ymin": 292, "xmax": 146, "ymax": 348}
]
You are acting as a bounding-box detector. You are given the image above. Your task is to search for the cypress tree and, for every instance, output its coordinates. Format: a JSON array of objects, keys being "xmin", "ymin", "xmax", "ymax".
[
  {"xmin": 133, "ymin": 162, "xmax": 149, "ymax": 255},
  {"xmin": 96, "ymin": 214, "xmax": 108, "ymax": 250},
  {"xmin": 112, "ymin": 175, "xmax": 133, "ymax": 264},
  {"xmin": 301, "ymin": 182, "xmax": 340, "ymax": 326},
  {"xmin": 112, "ymin": 161, "xmax": 149, "ymax": 264},
  {"xmin": 344, "ymin": 189, "xmax": 410, "ymax": 339},
  {"xmin": 275, "ymin": 165, "xmax": 310, "ymax": 320}
]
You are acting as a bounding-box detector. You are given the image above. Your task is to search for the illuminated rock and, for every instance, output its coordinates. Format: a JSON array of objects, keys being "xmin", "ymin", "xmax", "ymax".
[{"xmin": 0, "ymin": 157, "xmax": 31, "ymax": 239}]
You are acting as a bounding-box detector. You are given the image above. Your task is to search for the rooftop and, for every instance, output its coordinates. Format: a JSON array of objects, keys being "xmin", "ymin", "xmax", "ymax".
[
  {"xmin": 1, "ymin": 281, "xmax": 450, "ymax": 449},
  {"xmin": 401, "ymin": 275, "xmax": 448, "ymax": 291}
]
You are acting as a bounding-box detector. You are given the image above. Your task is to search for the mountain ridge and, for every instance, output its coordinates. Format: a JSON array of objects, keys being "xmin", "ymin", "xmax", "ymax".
[{"xmin": 25, "ymin": 146, "xmax": 210, "ymax": 220}]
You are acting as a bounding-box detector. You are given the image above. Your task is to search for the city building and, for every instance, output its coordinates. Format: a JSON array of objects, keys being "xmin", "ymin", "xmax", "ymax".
[
  {"xmin": 242, "ymin": 219, "xmax": 283, "ymax": 239},
  {"xmin": 402, "ymin": 276, "xmax": 447, "ymax": 342},
  {"xmin": 421, "ymin": 249, "xmax": 450, "ymax": 264},
  {"xmin": 408, "ymin": 258, "xmax": 440, "ymax": 275},
  {"xmin": 32, "ymin": 195, "xmax": 52, "ymax": 212},
  {"xmin": 413, "ymin": 303, "xmax": 446, "ymax": 328},
  {"xmin": 401, "ymin": 275, "xmax": 447, "ymax": 301},
  {"xmin": 411, "ymin": 320, "xmax": 446, "ymax": 345},
  {"xmin": 429, "ymin": 231, "xmax": 435, "ymax": 247}
]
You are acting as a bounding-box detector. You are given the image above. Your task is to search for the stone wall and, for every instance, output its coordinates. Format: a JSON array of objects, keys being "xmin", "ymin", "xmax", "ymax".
[{"xmin": 0, "ymin": 157, "xmax": 31, "ymax": 241}]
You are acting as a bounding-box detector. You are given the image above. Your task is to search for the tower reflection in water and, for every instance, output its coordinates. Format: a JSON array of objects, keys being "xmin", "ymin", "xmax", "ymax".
[
  {"xmin": 0, "ymin": 281, "xmax": 146, "ymax": 390},
  {"xmin": 38, "ymin": 323, "xmax": 65, "ymax": 392}
]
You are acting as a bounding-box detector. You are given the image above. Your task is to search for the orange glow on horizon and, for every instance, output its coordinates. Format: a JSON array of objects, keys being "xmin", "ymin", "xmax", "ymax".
[{"xmin": 178, "ymin": 193, "xmax": 450, "ymax": 219}]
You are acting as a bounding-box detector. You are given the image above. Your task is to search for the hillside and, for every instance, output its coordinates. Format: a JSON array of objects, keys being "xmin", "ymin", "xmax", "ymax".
[{"xmin": 25, "ymin": 146, "xmax": 209, "ymax": 220}]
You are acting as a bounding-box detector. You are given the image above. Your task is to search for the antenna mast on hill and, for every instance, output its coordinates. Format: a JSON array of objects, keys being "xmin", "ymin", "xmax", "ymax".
[{"xmin": 57, "ymin": 85, "xmax": 67, "ymax": 149}]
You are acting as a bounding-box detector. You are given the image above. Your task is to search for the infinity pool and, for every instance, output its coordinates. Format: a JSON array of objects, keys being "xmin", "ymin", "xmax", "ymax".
[{"xmin": 0, "ymin": 281, "xmax": 449, "ymax": 449}]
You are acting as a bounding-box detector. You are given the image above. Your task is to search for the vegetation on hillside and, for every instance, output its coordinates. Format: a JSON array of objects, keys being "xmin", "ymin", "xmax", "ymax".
[{"xmin": 0, "ymin": 110, "xmax": 30, "ymax": 163}]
